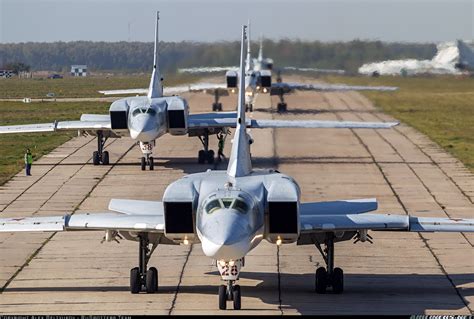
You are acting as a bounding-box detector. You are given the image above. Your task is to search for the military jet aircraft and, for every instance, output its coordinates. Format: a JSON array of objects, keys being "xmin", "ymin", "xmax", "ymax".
[
  {"xmin": 1, "ymin": 24, "xmax": 473, "ymax": 311},
  {"xmin": 0, "ymin": 14, "xmax": 400, "ymax": 169},
  {"xmin": 176, "ymin": 21, "xmax": 398, "ymax": 113}
]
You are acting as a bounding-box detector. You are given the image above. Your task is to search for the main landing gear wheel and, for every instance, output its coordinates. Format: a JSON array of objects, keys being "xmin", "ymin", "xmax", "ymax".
[
  {"xmin": 277, "ymin": 102, "xmax": 287, "ymax": 113},
  {"xmin": 146, "ymin": 267, "xmax": 158, "ymax": 293},
  {"xmin": 197, "ymin": 131, "xmax": 215, "ymax": 164},
  {"xmin": 129, "ymin": 235, "xmax": 159, "ymax": 294},
  {"xmin": 212, "ymin": 102, "xmax": 223, "ymax": 112},
  {"xmin": 92, "ymin": 130, "xmax": 109, "ymax": 165},
  {"xmin": 141, "ymin": 156, "xmax": 154, "ymax": 170},
  {"xmin": 198, "ymin": 150, "xmax": 214, "ymax": 164},
  {"xmin": 314, "ymin": 233, "xmax": 344, "ymax": 294}
]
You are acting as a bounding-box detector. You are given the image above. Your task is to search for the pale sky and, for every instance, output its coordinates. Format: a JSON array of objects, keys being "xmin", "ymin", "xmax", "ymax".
[{"xmin": 1, "ymin": 0, "xmax": 473, "ymax": 43}]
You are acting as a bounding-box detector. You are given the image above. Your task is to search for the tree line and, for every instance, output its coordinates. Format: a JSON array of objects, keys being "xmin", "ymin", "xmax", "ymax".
[{"xmin": 0, "ymin": 40, "xmax": 436, "ymax": 74}]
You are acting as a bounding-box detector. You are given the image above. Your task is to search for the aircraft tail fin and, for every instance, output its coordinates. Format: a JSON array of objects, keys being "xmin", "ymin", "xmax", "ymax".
[
  {"xmin": 227, "ymin": 25, "xmax": 252, "ymax": 178},
  {"xmin": 148, "ymin": 11, "xmax": 163, "ymax": 98},
  {"xmin": 245, "ymin": 19, "xmax": 251, "ymax": 72},
  {"xmin": 258, "ymin": 35, "xmax": 263, "ymax": 61}
]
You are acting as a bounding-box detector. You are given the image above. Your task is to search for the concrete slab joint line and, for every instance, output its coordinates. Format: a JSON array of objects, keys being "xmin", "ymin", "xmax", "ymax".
[
  {"xmin": 0, "ymin": 139, "xmax": 136, "ymax": 294},
  {"xmin": 332, "ymin": 92, "xmax": 472, "ymax": 312}
]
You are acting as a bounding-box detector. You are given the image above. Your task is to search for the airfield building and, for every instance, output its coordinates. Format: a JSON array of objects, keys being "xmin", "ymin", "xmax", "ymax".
[{"xmin": 71, "ymin": 65, "xmax": 88, "ymax": 77}]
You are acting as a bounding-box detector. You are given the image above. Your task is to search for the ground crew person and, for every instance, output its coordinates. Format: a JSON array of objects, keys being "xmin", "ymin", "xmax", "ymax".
[
  {"xmin": 217, "ymin": 131, "xmax": 227, "ymax": 162},
  {"xmin": 24, "ymin": 148, "xmax": 33, "ymax": 176}
]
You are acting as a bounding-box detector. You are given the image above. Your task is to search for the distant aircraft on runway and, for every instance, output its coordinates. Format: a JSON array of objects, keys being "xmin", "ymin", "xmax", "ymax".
[
  {"xmin": 0, "ymin": 24, "xmax": 472, "ymax": 311},
  {"xmin": 176, "ymin": 21, "xmax": 398, "ymax": 113},
  {"xmin": 0, "ymin": 14, "xmax": 396, "ymax": 170}
]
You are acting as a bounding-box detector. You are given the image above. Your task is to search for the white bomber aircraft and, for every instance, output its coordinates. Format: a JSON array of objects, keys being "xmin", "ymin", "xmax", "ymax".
[
  {"xmin": 0, "ymin": 13, "xmax": 400, "ymax": 169},
  {"xmin": 176, "ymin": 21, "xmax": 399, "ymax": 113},
  {"xmin": 0, "ymin": 25, "xmax": 473, "ymax": 311}
]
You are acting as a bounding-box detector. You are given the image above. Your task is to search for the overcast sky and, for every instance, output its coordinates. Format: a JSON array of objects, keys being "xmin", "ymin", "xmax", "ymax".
[{"xmin": 1, "ymin": 0, "xmax": 473, "ymax": 43}]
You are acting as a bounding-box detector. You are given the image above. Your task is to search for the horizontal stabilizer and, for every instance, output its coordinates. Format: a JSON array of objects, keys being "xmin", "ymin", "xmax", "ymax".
[{"xmin": 108, "ymin": 198, "xmax": 164, "ymax": 216}]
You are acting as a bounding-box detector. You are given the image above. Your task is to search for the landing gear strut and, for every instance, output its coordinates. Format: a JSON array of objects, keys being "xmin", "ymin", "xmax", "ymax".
[
  {"xmin": 198, "ymin": 131, "xmax": 214, "ymax": 164},
  {"xmin": 276, "ymin": 89, "xmax": 287, "ymax": 113},
  {"xmin": 92, "ymin": 130, "xmax": 109, "ymax": 165},
  {"xmin": 245, "ymin": 103, "xmax": 253, "ymax": 112},
  {"xmin": 212, "ymin": 89, "xmax": 223, "ymax": 112},
  {"xmin": 130, "ymin": 234, "xmax": 159, "ymax": 294},
  {"xmin": 217, "ymin": 259, "xmax": 243, "ymax": 310},
  {"xmin": 314, "ymin": 233, "xmax": 344, "ymax": 294},
  {"xmin": 139, "ymin": 141, "xmax": 155, "ymax": 171}
]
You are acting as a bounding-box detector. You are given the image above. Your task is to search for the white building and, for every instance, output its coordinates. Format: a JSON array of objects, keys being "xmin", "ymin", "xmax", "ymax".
[{"xmin": 71, "ymin": 65, "xmax": 87, "ymax": 77}]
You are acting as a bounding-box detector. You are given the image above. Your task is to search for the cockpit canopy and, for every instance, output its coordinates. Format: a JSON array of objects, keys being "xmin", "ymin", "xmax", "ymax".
[
  {"xmin": 205, "ymin": 197, "xmax": 249, "ymax": 214},
  {"xmin": 132, "ymin": 107, "xmax": 157, "ymax": 117}
]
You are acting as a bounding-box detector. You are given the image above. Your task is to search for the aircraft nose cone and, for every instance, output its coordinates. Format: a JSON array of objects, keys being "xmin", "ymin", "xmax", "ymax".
[
  {"xmin": 200, "ymin": 209, "xmax": 251, "ymax": 260},
  {"xmin": 130, "ymin": 115, "xmax": 158, "ymax": 141}
]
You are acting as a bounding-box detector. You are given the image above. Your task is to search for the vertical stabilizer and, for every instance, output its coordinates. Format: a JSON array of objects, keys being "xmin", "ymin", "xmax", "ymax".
[
  {"xmin": 245, "ymin": 19, "xmax": 252, "ymax": 72},
  {"xmin": 148, "ymin": 11, "xmax": 163, "ymax": 99},
  {"xmin": 258, "ymin": 35, "xmax": 263, "ymax": 62},
  {"xmin": 227, "ymin": 25, "xmax": 252, "ymax": 178}
]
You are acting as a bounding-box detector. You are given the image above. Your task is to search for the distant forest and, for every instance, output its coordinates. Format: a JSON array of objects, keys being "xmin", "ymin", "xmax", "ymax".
[{"xmin": 0, "ymin": 40, "xmax": 436, "ymax": 74}]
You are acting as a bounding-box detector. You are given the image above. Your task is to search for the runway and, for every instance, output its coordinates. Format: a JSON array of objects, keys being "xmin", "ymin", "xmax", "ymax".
[{"xmin": 0, "ymin": 84, "xmax": 472, "ymax": 315}]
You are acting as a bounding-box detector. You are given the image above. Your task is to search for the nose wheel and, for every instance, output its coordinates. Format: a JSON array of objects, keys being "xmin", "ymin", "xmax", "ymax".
[
  {"xmin": 141, "ymin": 156, "xmax": 154, "ymax": 171},
  {"xmin": 314, "ymin": 233, "xmax": 344, "ymax": 294},
  {"xmin": 92, "ymin": 131, "xmax": 109, "ymax": 165},
  {"xmin": 218, "ymin": 282, "xmax": 241, "ymax": 310},
  {"xmin": 130, "ymin": 235, "xmax": 159, "ymax": 294}
]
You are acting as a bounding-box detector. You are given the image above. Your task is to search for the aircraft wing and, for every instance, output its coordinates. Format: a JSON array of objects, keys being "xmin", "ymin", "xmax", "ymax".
[
  {"xmin": 300, "ymin": 213, "xmax": 474, "ymax": 233},
  {"xmin": 177, "ymin": 66, "xmax": 238, "ymax": 74},
  {"xmin": 187, "ymin": 115, "xmax": 398, "ymax": 130},
  {"xmin": 270, "ymin": 82, "xmax": 398, "ymax": 94},
  {"xmin": 283, "ymin": 66, "xmax": 346, "ymax": 75},
  {"xmin": 0, "ymin": 213, "xmax": 164, "ymax": 233},
  {"xmin": 300, "ymin": 198, "xmax": 378, "ymax": 216},
  {"xmin": 0, "ymin": 120, "xmax": 111, "ymax": 134},
  {"xmin": 99, "ymin": 83, "xmax": 229, "ymax": 96},
  {"xmin": 98, "ymin": 88, "xmax": 148, "ymax": 96}
]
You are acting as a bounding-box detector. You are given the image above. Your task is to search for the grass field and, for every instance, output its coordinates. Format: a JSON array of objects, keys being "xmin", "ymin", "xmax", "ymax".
[
  {"xmin": 0, "ymin": 73, "xmax": 200, "ymax": 185},
  {"xmin": 0, "ymin": 73, "xmax": 197, "ymax": 99},
  {"xmin": 324, "ymin": 75, "xmax": 474, "ymax": 172},
  {"xmin": 0, "ymin": 101, "xmax": 109, "ymax": 185}
]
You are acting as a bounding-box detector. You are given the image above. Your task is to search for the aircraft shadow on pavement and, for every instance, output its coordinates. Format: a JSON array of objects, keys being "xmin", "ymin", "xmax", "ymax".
[{"xmin": 5, "ymin": 272, "xmax": 472, "ymax": 314}]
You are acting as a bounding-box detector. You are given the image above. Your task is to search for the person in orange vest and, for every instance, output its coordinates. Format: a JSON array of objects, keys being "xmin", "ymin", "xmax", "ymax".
[{"xmin": 24, "ymin": 148, "xmax": 33, "ymax": 176}]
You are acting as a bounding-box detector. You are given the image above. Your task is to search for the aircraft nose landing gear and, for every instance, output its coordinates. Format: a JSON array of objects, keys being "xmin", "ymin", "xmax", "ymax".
[
  {"xmin": 217, "ymin": 259, "xmax": 243, "ymax": 310},
  {"xmin": 139, "ymin": 141, "xmax": 155, "ymax": 170}
]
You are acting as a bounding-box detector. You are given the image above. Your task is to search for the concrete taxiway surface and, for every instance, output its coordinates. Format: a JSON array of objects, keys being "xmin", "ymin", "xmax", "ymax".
[{"xmin": 0, "ymin": 80, "xmax": 472, "ymax": 315}]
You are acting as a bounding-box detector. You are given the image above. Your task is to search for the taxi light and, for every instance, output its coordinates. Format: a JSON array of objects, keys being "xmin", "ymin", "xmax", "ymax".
[
  {"xmin": 276, "ymin": 236, "xmax": 282, "ymax": 246},
  {"xmin": 183, "ymin": 236, "xmax": 189, "ymax": 245},
  {"xmin": 263, "ymin": 88, "xmax": 268, "ymax": 93},
  {"xmin": 219, "ymin": 260, "xmax": 226, "ymax": 267},
  {"xmin": 228, "ymin": 260, "xmax": 235, "ymax": 266}
]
